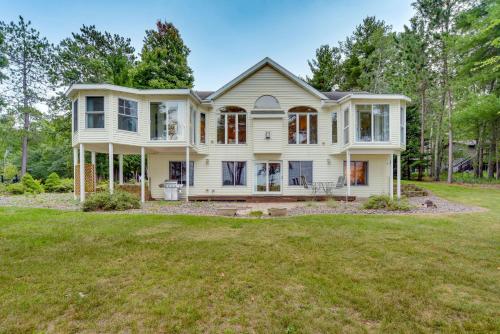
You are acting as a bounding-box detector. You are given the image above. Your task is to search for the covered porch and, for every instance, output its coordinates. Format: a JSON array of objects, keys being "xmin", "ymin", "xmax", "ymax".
[{"xmin": 73, "ymin": 143, "xmax": 197, "ymax": 203}]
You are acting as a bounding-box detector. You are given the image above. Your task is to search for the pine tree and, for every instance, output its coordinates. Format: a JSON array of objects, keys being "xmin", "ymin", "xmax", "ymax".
[
  {"xmin": 306, "ymin": 45, "xmax": 342, "ymax": 91},
  {"xmin": 132, "ymin": 20, "xmax": 194, "ymax": 89},
  {"xmin": 0, "ymin": 16, "xmax": 52, "ymax": 175}
]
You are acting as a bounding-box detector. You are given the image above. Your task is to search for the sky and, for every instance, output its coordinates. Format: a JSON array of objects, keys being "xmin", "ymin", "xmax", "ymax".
[{"xmin": 1, "ymin": 0, "xmax": 415, "ymax": 91}]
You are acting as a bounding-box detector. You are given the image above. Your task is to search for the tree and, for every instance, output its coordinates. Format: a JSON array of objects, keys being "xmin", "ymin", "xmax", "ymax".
[
  {"xmin": 340, "ymin": 16, "xmax": 394, "ymax": 92},
  {"xmin": 306, "ymin": 45, "xmax": 342, "ymax": 91},
  {"xmin": 51, "ymin": 25, "xmax": 136, "ymax": 87},
  {"xmin": 132, "ymin": 20, "xmax": 194, "ymax": 89},
  {"xmin": 0, "ymin": 16, "xmax": 52, "ymax": 176},
  {"xmin": 0, "ymin": 31, "xmax": 7, "ymax": 107}
]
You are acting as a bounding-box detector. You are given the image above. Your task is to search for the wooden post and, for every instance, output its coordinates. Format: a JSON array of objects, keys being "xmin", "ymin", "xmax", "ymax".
[
  {"xmin": 91, "ymin": 151, "xmax": 96, "ymax": 191},
  {"xmin": 119, "ymin": 153, "xmax": 124, "ymax": 185},
  {"xmin": 397, "ymin": 153, "xmax": 401, "ymax": 199},
  {"xmin": 346, "ymin": 150, "xmax": 351, "ymax": 196},
  {"xmin": 79, "ymin": 144, "xmax": 85, "ymax": 202},
  {"xmin": 389, "ymin": 154, "xmax": 394, "ymax": 199},
  {"xmin": 73, "ymin": 147, "xmax": 78, "ymax": 200},
  {"xmin": 109, "ymin": 143, "xmax": 114, "ymax": 194},
  {"xmin": 185, "ymin": 145, "xmax": 190, "ymax": 202}
]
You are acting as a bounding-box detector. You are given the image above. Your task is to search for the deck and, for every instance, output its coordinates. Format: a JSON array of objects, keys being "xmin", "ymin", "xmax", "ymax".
[{"xmin": 187, "ymin": 195, "xmax": 356, "ymax": 202}]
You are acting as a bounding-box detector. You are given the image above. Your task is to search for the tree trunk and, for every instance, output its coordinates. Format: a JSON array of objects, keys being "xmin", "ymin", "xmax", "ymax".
[
  {"xmin": 418, "ymin": 89, "xmax": 426, "ymax": 181},
  {"xmin": 21, "ymin": 51, "xmax": 29, "ymax": 176},
  {"xmin": 446, "ymin": 88, "xmax": 453, "ymax": 183},
  {"xmin": 488, "ymin": 126, "xmax": 497, "ymax": 178},
  {"xmin": 478, "ymin": 138, "xmax": 484, "ymax": 178}
]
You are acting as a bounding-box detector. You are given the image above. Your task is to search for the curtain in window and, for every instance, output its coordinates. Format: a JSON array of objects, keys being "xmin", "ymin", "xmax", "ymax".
[{"xmin": 373, "ymin": 104, "xmax": 389, "ymax": 141}]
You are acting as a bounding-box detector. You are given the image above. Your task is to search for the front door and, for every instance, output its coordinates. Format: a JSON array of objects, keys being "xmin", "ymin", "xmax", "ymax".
[{"xmin": 254, "ymin": 161, "xmax": 282, "ymax": 194}]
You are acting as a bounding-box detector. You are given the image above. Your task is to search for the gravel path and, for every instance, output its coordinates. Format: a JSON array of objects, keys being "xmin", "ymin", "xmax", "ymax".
[{"xmin": 0, "ymin": 192, "xmax": 485, "ymax": 217}]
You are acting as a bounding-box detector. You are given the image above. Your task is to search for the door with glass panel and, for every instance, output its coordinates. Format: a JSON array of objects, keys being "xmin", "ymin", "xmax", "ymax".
[{"xmin": 254, "ymin": 161, "xmax": 282, "ymax": 194}]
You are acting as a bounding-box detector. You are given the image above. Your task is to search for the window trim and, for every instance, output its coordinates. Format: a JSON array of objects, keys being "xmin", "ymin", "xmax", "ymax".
[
  {"xmin": 117, "ymin": 97, "xmax": 138, "ymax": 133},
  {"xmin": 288, "ymin": 160, "xmax": 313, "ymax": 186},
  {"xmin": 85, "ymin": 96, "xmax": 105, "ymax": 129},
  {"xmin": 332, "ymin": 111, "xmax": 338, "ymax": 144},
  {"xmin": 217, "ymin": 107, "xmax": 247, "ymax": 145},
  {"xmin": 221, "ymin": 161, "xmax": 247, "ymax": 186},
  {"xmin": 343, "ymin": 160, "xmax": 369, "ymax": 186},
  {"xmin": 287, "ymin": 107, "xmax": 318, "ymax": 145},
  {"xmin": 400, "ymin": 105, "xmax": 406, "ymax": 145},
  {"xmin": 343, "ymin": 107, "xmax": 350, "ymax": 145},
  {"xmin": 354, "ymin": 103, "xmax": 391, "ymax": 143},
  {"xmin": 200, "ymin": 112, "xmax": 206, "ymax": 144}
]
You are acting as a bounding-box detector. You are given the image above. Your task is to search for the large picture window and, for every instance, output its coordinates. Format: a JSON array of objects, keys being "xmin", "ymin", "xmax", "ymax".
[
  {"xmin": 169, "ymin": 161, "xmax": 194, "ymax": 186},
  {"xmin": 118, "ymin": 98, "xmax": 138, "ymax": 132},
  {"xmin": 356, "ymin": 104, "xmax": 389, "ymax": 142},
  {"xmin": 73, "ymin": 100, "xmax": 78, "ymax": 132},
  {"xmin": 343, "ymin": 161, "xmax": 368, "ymax": 186},
  {"xmin": 332, "ymin": 112, "xmax": 338, "ymax": 144},
  {"xmin": 288, "ymin": 161, "xmax": 313, "ymax": 186},
  {"xmin": 217, "ymin": 106, "xmax": 246, "ymax": 144},
  {"xmin": 222, "ymin": 161, "xmax": 247, "ymax": 186},
  {"xmin": 150, "ymin": 101, "xmax": 186, "ymax": 140},
  {"xmin": 288, "ymin": 106, "xmax": 318, "ymax": 144},
  {"xmin": 86, "ymin": 96, "xmax": 104, "ymax": 128}
]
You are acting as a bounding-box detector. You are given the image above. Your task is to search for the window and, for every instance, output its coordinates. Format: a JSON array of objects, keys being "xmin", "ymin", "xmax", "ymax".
[
  {"xmin": 73, "ymin": 100, "xmax": 78, "ymax": 132},
  {"xmin": 217, "ymin": 106, "xmax": 246, "ymax": 144},
  {"xmin": 86, "ymin": 96, "xmax": 104, "ymax": 128},
  {"xmin": 190, "ymin": 106, "xmax": 196, "ymax": 144},
  {"xmin": 118, "ymin": 98, "xmax": 138, "ymax": 132},
  {"xmin": 355, "ymin": 104, "xmax": 389, "ymax": 142},
  {"xmin": 332, "ymin": 112, "xmax": 338, "ymax": 143},
  {"xmin": 254, "ymin": 95, "xmax": 280, "ymax": 109},
  {"xmin": 150, "ymin": 101, "xmax": 186, "ymax": 140},
  {"xmin": 200, "ymin": 113, "xmax": 206, "ymax": 144},
  {"xmin": 288, "ymin": 106, "xmax": 318, "ymax": 144},
  {"xmin": 288, "ymin": 161, "xmax": 313, "ymax": 186},
  {"xmin": 343, "ymin": 107, "xmax": 349, "ymax": 145},
  {"xmin": 222, "ymin": 161, "xmax": 247, "ymax": 186},
  {"xmin": 169, "ymin": 161, "xmax": 194, "ymax": 186},
  {"xmin": 343, "ymin": 161, "xmax": 368, "ymax": 186},
  {"xmin": 400, "ymin": 105, "xmax": 406, "ymax": 145}
]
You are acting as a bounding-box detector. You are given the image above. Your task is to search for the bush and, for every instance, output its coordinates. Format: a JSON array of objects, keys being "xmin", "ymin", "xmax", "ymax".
[
  {"xmin": 21, "ymin": 173, "xmax": 44, "ymax": 194},
  {"xmin": 58, "ymin": 178, "xmax": 74, "ymax": 192},
  {"xmin": 363, "ymin": 195, "xmax": 411, "ymax": 211},
  {"xmin": 44, "ymin": 172, "xmax": 61, "ymax": 192},
  {"xmin": 7, "ymin": 183, "xmax": 25, "ymax": 195},
  {"xmin": 82, "ymin": 191, "xmax": 140, "ymax": 212},
  {"xmin": 3, "ymin": 164, "xmax": 18, "ymax": 181}
]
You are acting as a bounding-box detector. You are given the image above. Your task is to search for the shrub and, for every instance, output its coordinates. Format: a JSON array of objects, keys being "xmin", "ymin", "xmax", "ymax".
[
  {"xmin": 363, "ymin": 195, "xmax": 411, "ymax": 211},
  {"xmin": 7, "ymin": 183, "xmax": 25, "ymax": 195},
  {"xmin": 21, "ymin": 173, "xmax": 44, "ymax": 194},
  {"xmin": 249, "ymin": 210, "xmax": 264, "ymax": 217},
  {"xmin": 44, "ymin": 172, "xmax": 61, "ymax": 192},
  {"xmin": 57, "ymin": 178, "xmax": 74, "ymax": 192},
  {"xmin": 82, "ymin": 191, "xmax": 140, "ymax": 212},
  {"xmin": 3, "ymin": 164, "xmax": 18, "ymax": 180}
]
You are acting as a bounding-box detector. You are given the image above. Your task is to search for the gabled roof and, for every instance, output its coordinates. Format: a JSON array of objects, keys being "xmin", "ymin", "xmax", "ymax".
[{"xmin": 205, "ymin": 57, "xmax": 328, "ymax": 101}]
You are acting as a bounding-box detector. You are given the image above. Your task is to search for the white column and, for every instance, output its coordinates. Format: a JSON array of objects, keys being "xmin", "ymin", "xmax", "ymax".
[
  {"xmin": 397, "ymin": 153, "xmax": 401, "ymax": 199},
  {"xmin": 346, "ymin": 150, "xmax": 351, "ymax": 196},
  {"xmin": 73, "ymin": 147, "xmax": 78, "ymax": 200},
  {"xmin": 140, "ymin": 147, "xmax": 145, "ymax": 203},
  {"xmin": 79, "ymin": 144, "xmax": 85, "ymax": 202},
  {"xmin": 108, "ymin": 143, "xmax": 114, "ymax": 194},
  {"xmin": 185, "ymin": 145, "xmax": 190, "ymax": 202},
  {"xmin": 118, "ymin": 154, "xmax": 124, "ymax": 185},
  {"xmin": 91, "ymin": 151, "xmax": 96, "ymax": 191},
  {"xmin": 389, "ymin": 154, "xmax": 394, "ymax": 199}
]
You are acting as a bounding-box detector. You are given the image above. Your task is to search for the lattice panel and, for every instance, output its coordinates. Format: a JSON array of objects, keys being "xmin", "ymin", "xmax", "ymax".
[{"xmin": 74, "ymin": 163, "xmax": 96, "ymax": 194}]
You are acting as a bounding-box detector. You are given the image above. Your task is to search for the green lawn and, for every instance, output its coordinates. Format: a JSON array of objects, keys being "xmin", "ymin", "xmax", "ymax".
[{"xmin": 1, "ymin": 183, "xmax": 499, "ymax": 333}]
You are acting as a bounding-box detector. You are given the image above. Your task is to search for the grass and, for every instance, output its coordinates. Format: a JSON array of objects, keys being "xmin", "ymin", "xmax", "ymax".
[{"xmin": 0, "ymin": 183, "xmax": 499, "ymax": 333}]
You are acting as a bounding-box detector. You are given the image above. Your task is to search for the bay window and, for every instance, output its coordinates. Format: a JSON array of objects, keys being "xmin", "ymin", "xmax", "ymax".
[
  {"xmin": 288, "ymin": 161, "xmax": 313, "ymax": 186},
  {"xmin": 288, "ymin": 106, "xmax": 318, "ymax": 144},
  {"xmin": 343, "ymin": 161, "xmax": 368, "ymax": 186},
  {"xmin": 217, "ymin": 106, "xmax": 246, "ymax": 144},
  {"xmin": 150, "ymin": 101, "xmax": 186, "ymax": 140},
  {"xmin": 356, "ymin": 104, "xmax": 389, "ymax": 142},
  {"xmin": 222, "ymin": 161, "xmax": 247, "ymax": 186},
  {"xmin": 118, "ymin": 98, "xmax": 138, "ymax": 132},
  {"xmin": 200, "ymin": 113, "xmax": 206, "ymax": 144},
  {"xmin": 169, "ymin": 161, "xmax": 194, "ymax": 186},
  {"xmin": 86, "ymin": 96, "xmax": 104, "ymax": 128}
]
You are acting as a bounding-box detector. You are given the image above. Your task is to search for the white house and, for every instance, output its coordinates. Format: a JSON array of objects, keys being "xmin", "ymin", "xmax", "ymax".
[{"xmin": 67, "ymin": 57, "xmax": 408, "ymax": 203}]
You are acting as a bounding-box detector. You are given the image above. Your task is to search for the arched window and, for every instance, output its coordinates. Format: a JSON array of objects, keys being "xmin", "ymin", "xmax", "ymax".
[
  {"xmin": 254, "ymin": 95, "xmax": 281, "ymax": 109},
  {"xmin": 217, "ymin": 106, "xmax": 246, "ymax": 144},
  {"xmin": 288, "ymin": 106, "xmax": 318, "ymax": 144}
]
